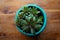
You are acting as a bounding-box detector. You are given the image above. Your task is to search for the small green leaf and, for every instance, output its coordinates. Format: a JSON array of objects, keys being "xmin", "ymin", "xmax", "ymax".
[
  {"xmin": 20, "ymin": 19, "xmax": 28, "ymax": 25},
  {"xmin": 35, "ymin": 24, "xmax": 42, "ymax": 31},
  {"xmin": 35, "ymin": 24, "xmax": 41, "ymax": 28},
  {"xmin": 37, "ymin": 11, "xmax": 40, "ymax": 14},
  {"xmin": 22, "ymin": 27, "xmax": 28, "ymax": 31},
  {"xmin": 22, "ymin": 7, "xmax": 29, "ymax": 13},
  {"xmin": 33, "ymin": 16, "xmax": 36, "ymax": 21},
  {"xmin": 30, "ymin": 28, "xmax": 35, "ymax": 35},
  {"xmin": 18, "ymin": 12, "xmax": 24, "ymax": 19},
  {"xmin": 37, "ymin": 16, "xmax": 43, "ymax": 23},
  {"xmin": 30, "ymin": 7, "xmax": 38, "ymax": 15}
]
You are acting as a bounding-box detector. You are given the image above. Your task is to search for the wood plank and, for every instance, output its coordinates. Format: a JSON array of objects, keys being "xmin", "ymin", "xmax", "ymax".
[
  {"xmin": 0, "ymin": 0, "xmax": 60, "ymax": 12},
  {"xmin": 38, "ymin": 11, "xmax": 60, "ymax": 40},
  {"xmin": 0, "ymin": 0, "xmax": 60, "ymax": 40},
  {"xmin": 0, "ymin": 11, "xmax": 60, "ymax": 40}
]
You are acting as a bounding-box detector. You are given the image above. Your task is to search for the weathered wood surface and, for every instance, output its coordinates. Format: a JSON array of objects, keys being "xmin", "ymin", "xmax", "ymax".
[{"xmin": 0, "ymin": 0, "xmax": 60, "ymax": 40}]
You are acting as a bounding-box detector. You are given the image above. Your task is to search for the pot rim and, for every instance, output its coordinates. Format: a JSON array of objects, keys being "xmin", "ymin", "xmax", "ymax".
[{"xmin": 15, "ymin": 4, "xmax": 47, "ymax": 36}]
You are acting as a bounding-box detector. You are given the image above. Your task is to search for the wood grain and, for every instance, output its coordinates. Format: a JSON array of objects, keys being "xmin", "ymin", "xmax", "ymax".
[{"xmin": 0, "ymin": 0, "xmax": 60, "ymax": 40}]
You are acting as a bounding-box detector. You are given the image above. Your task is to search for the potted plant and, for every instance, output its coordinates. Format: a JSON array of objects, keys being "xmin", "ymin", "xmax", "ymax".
[{"xmin": 15, "ymin": 4, "xmax": 47, "ymax": 36}]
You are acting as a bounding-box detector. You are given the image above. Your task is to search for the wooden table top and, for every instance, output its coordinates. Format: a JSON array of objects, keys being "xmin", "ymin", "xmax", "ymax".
[{"xmin": 0, "ymin": 0, "xmax": 60, "ymax": 40}]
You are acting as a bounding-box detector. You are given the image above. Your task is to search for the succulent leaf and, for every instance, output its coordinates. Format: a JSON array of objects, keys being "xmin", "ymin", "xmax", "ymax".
[
  {"xmin": 22, "ymin": 7, "xmax": 29, "ymax": 13},
  {"xmin": 31, "ymin": 28, "xmax": 35, "ymax": 35},
  {"xmin": 37, "ymin": 16, "xmax": 43, "ymax": 23},
  {"xmin": 30, "ymin": 7, "xmax": 38, "ymax": 15}
]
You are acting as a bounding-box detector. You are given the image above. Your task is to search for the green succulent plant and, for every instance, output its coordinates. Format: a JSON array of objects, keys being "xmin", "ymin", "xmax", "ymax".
[{"xmin": 16, "ymin": 6, "xmax": 44, "ymax": 35}]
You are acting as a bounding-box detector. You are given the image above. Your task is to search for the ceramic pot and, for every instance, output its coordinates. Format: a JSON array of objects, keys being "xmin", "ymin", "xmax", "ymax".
[{"xmin": 15, "ymin": 4, "xmax": 47, "ymax": 36}]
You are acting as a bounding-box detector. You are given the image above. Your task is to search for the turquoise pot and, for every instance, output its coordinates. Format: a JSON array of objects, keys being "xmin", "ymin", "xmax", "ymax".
[{"xmin": 15, "ymin": 4, "xmax": 47, "ymax": 36}]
